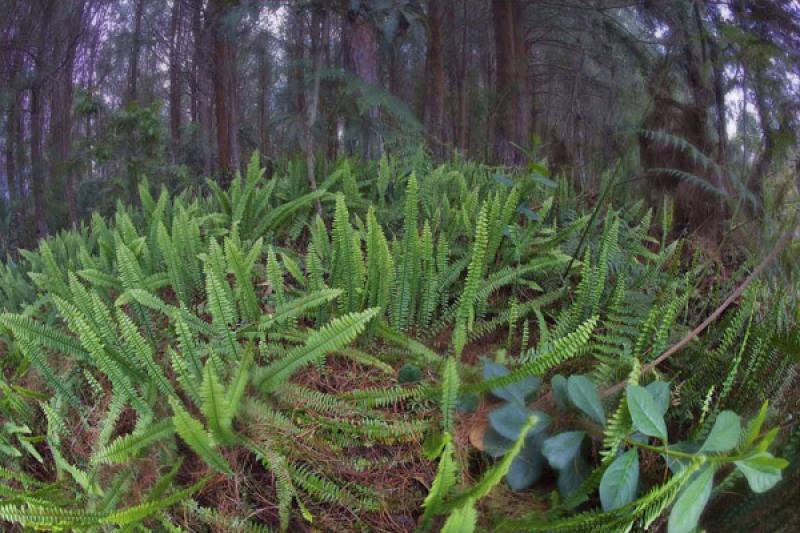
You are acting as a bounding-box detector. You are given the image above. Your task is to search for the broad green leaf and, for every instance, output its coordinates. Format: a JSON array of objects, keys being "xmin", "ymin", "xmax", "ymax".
[
  {"xmin": 567, "ymin": 375, "xmax": 605, "ymax": 426},
  {"xmin": 599, "ymin": 448, "xmax": 639, "ymax": 511},
  {"xmin": 507, "ymin": 435, "xmax": 544, "ymax": 491},
  {"xmin": 551, "ymin": 374, "xmax": 570, "ymax": 411},
  {"xmin": 483, "ymin": 427, "xmax": 514, "ymax": 458},
  {"xmin": 542, "ymin": 431, "xmax": 585, "ymax": 470},
  {"xmin": 645, "ymin": 381, "xmax": 671, "ymax": 415},
  {"xmin": 626, "ymin": 384, "xmax": 667, "ymax": 440},
  {"xmin": 488, "ymin": 403, "xmax": 533, "ymax": 441},
  {"xmin": 668, "ymin": 465, "xmax": 714, "ymax": 533},
  {"xmin": 557, "ymin": 455, "xmax": 590, "ymax": 497},
  {"xmin": 699, "ymin": 411, "xmax": 740, "ymax": 453},
  {"xmin": 735, "ymin": 452, "xmax": 788, "ymax": 493},
  {"xmin": 483, "ymin": 359, "xmax": 540, "ymax": 405}
]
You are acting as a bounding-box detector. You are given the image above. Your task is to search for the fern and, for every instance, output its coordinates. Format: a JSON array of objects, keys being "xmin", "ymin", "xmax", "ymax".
[
  {"xmin": 452, "ymin": 203, "xmax": 490, "ymax": 356},
  {"xmin": 255, "ymin": 308, "xmax": 380, "ymax": 391},
  {"xmin": 419, "ymin": 434, "xmax": 458, "ymax": 531},
  {"xmin": 440, "ymin": 356, "xmax": 460, "ymax": 432},
  {"xmin": 169, "ymin": 397, "xmax": 232, "ymax": 474},
  {"xmin": 92, "ymin": 418, "xmax": 174, "ymax": 465}
]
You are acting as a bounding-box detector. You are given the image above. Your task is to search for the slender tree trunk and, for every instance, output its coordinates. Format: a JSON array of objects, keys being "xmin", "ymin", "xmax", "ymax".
[
  {"xmin": 257, "ymin": 43, "xmax": 271, "ymax": 158},
  {"xmin": 305, "ymin": 6, "xmax": 329, "ymax": 215},
  {"xmin": 455, "ymin": 0, "xmax": 469, "ymax": 153},
  {"xmin": 30, "ymin": 85, "xmax": 48, "ymax": 239},
  {"xmin": 513, "ymin": 0, "xmax": 533, "ymax": 153},
  {"xmin": 424, "ymin": 0, "xmax": 446, "ymax": 157},
  {"xmin": 191, "ymin": 0, "xmax": 213, "ymax": 176},
  {"xmin": 5, "ymin": 103, "xmax": 17, "ymax": 203},
  {"xmin": 5, "ymin": 50, "xmax": 22, "ymax": 203},
  {"xmin": 287, "ymin": 8, "xmax": 306, "ymax": 152},
  {"xmin": 29, "ymin": 2, "xmax": 53, "ymax": 241},
  {"xmin": 168, "ymin": 0, "xmax": 183, "ymax": 160},
  {"xmin": 209, "ymin": 0, "xmax": 239, "ymax": 184},
  {"xmin": 492, "ymin": 0, "xmax": 517, "ymax": 165},
  {"xmin": 128, "ymin": 0, "xmax": 146, "ymax": 103},
  {"xmin": 59, "ymin": 2, "xmax": 84, "ymax": 228},
  {"xmin": 345, "ymin": 8, "xmax": 380, "ymax": 159}
]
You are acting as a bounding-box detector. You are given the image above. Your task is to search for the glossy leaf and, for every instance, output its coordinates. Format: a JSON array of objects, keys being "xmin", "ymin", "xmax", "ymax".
[
  {"xmin": 489, "ymin": 402, "xmax": 533, "ymax": 441},
  {"xmin": 668, "ymin": 465, "xmax": 714, "ymax": 533},
  {"xmin": 699, "ymin": 411, "xmax": 740, "ymax": 453},
  {"xmin": 483, "ymin": 359, "xmax": 540, "ymax": 405},
  {"xmin": 542, "ymin": 431, "xmax": 585, "ymax": 470},
  {"xmin": 645, "ymin": 381, "xmax": 671, "ymax": 416},
  {"xmin": 735, "ymin": 452, "xmax": 788, "ymax": 493},
  {"xmin": 599, "ymin": 448, "xmax": 639, "ymax": 511},
  {"xmin": 626, "ymin": 384, "xmax": 667, "ymax": 440},
  {"xmin": 567, "ymin": 375, "xmax": 605, "ymax": 426},
  {"xmin": 506, "ymin": 435, "xmax": 545, "ymax": 491}
]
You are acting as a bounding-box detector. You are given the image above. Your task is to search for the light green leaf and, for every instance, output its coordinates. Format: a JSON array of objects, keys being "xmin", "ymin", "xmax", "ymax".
[
  {"xmin": 626, "ymin": 384, "xmax": 667, "ymax": 440},
  {"xmin": 743, "ymin": 401, "xmax": 768, "ymax": 447},
  {"xmin": 542, "ymin": 431, "xmax": 585, "ymax": 470},
  {"xmin": 645, "ymin": 381, "xmax": 671, "ymax": 416},
  {"xmin": 489, "ymin": 402, "xmax": 533, "ymax": 441},
  {"xmin": 735, "ymin": 452, "xmax": 788, "ymax": 493},
  {"xmin": 599, "ymin": 448, "xmax": 639, "ymax": 511},
  {"xmin": 568, "ymin": 375, "xmax": 605, "ymax": 426},
  {"xmin": 699, "ymin": 411, "xmax": 740, "ymax": 454},
  {"xmin": 668, "ymin": 464, "xmax": 714, "ymax": 533}
]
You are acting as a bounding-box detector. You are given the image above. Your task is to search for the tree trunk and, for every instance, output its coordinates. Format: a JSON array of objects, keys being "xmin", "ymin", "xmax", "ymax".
[
  {"xmin": 29, "ymin": 2, "xmax": 53, "ymax": 241},
  {"xmin": 345, "ymin": 8, "xmax": 380, "ymax": 159},
  {"xmin": 5, "ymin": 103, "xmax": 17, "ymax": 203},
  {"xmin": 304, "ymin": 6, "xmax": 329, "ymax": 215},
  {"xmin": 191, "ymin": 0, "xmax": 213, "ymax": 176},
  {"xmin": 257, "ymin": 43, "xmax": 271, "ymax": 158},
  {"xmin": 491, "ymin": 0, "xmax": 528, "ymax": 166},
  {"xmin": 209, "ymin": 0, "xmax": 239, "ymax": 185},
  {"xmin": 58, "ymin": 2, "xmax": 84, "ymax": 228},
  {"xmin": 455, "ymin": 0, "xmax": 469, "ymax": 153},
  {"xmin": 424, "ymin": 0, "xmax": 446, "ymax": 157},
  {"xmin": 30, "ymin": 85, "xmax": 48, "ymax": 240},
  {"xmin": 287, "ymin": 8, "xmax": 306, "ymax": 152},
  {"xmin": 513, "ymin": 0, "xmax": 533, "ymax": 154},
  {"xmin": 168, "ymin": 0, "xmax": 183, "ymax": 159},
  {"xmin": 128, "ymin": 0, "xmax": 146, "ymax": 103}
]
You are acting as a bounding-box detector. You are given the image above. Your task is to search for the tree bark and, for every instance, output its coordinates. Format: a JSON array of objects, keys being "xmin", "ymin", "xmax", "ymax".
[
  {"xmin": 128, "ymin": 0, "xmax": 146, "ymax": 103},
  {"xmin": 209, "ymin": 0, "xmax": 239, "ymax": 185},
  {"xmin": 455, "ymin": 0, "xmax": 469, "ymax": 153},
  {"xmin": 424, "ymin": 0, "xmax": 446, "ymax": 157},
  {"xmin": 512, "ymin": 0, "xmax": 533, "ymax": 153},
  {"xmin": 58, "ymin": 2, "xmax": 85, "ymax": 228},
  {"xmin": 305, "ymin": 6, "xmax": 329, "ymax": 215},
  {"xmin": 29, "ymin": 2, "xmax": 54, "ymax": 241},
  {"xmin": 491, "ymin": 0, "xmax": 529, "ymax": 166},
  {"xmin": 190, "ymin": 0, "xmax": 213, "ymax": 176},
  {"xmin": 257, "ymin": 42, "xmax": 271, "ymax": 158},
  {"xmin": 345, "ymin": 7, "xmax": 380, "ymax": 159},
  {"xmin": 30, "ymin": 85, "xmax": 48, "ymax": 240},
  {"xmin": 168, "ymin": 0, "xmax": 183, "ymax": 159}
]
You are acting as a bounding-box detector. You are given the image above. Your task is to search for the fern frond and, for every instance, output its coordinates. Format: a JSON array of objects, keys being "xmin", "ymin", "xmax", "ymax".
[{"xmin": 255, "ymin": 308, "xmax": 380, "ymax": 391}]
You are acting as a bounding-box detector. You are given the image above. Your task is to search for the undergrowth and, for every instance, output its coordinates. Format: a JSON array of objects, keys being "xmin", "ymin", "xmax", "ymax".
[{"xmin": 0, "ymin": 152, "xmax": 797, "ymax": 532}]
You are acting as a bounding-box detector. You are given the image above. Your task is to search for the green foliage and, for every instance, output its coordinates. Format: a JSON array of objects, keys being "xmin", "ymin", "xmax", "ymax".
[{"xmin": 0, "ymin": 153, "xmax": 794, "ymax": 531}]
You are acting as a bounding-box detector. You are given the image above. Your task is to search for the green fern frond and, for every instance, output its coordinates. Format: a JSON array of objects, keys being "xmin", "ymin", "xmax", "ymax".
[
  {"xmin": 255, "ymin": 308, "xmax": 380, "ymax": 391},
  {"xmin": 92, "ymin": 418, "xmax": 175, "ymax": 465}
]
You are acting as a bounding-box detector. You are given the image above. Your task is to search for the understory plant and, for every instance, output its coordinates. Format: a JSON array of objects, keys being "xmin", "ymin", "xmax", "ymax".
[{"xmin": 0, "ymin": 151, "xmax": 795, "ymax": 531}]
